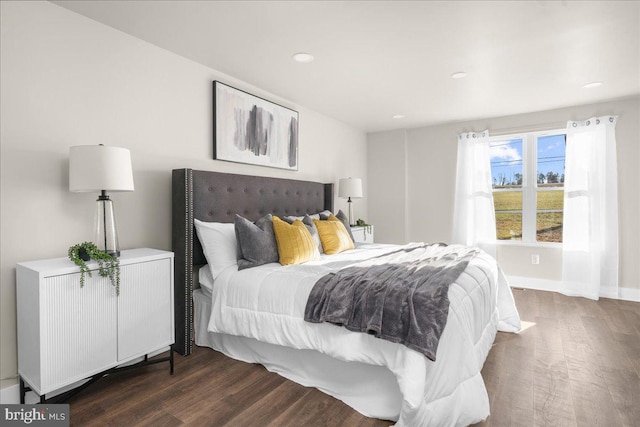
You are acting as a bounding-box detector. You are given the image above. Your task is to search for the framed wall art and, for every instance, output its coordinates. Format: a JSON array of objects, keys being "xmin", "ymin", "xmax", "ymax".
[{"xmin": 213, "ymin": 81, "xmax": 299, "ymax": 170}]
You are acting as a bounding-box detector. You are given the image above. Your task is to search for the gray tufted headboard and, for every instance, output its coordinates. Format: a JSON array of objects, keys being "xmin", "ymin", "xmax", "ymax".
[{"xmin": 172, "ymin": 169, "xmax": 334, "ymax": 356}]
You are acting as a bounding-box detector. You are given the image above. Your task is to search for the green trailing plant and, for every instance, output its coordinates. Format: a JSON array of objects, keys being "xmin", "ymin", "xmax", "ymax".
[
  {"xmin": 355, "ymin": 218, "xmax": 373, "ymax": 236},
  {"xmin": 68, "ymin": 242, "xmax": 121, "ymax": 295}
]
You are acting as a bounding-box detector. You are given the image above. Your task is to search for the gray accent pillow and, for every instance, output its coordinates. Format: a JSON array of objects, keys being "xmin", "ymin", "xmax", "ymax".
[
  {"xmin": 317, "ymin": 210, "xmax": 332, "ymax": 218},
  {"xmin": 282, "ymin": 214, "xmax": 324, "ymax": 254},
  {"xmin": 335, "ymin": 210, "xmax": 356, "ymax": 243},
  {"xmin": 319, "ymin": 210, "xmax": 355, "ymax": 243},
  {"xmin": 234, "ymin": 214, "xmax": 279, "ymax": 270}
]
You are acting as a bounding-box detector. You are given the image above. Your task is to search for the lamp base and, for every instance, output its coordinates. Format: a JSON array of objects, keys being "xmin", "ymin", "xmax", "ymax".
[
  {"xmin": 94, "ymin": 193, "xmax": 120, "ymax": 258},
  {"xmin": 347, "ymin": 199, "xmax": 355, "ymax": 226}
]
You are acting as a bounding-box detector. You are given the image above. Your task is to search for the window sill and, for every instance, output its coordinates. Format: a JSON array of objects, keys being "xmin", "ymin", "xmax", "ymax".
[{"xmin": 494, "ymin": 240, "xmax": 562, "ymax": 249}]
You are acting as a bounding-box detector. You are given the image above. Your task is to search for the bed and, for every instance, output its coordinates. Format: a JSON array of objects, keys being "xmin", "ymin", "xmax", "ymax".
[{"xmin": 172, "ymin": 168, "xmax": 521, "ymax": 426}]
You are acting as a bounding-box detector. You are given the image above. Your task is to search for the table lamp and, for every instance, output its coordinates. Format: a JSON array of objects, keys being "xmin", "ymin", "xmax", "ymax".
[
  {"xmin": 69, "ymin": 145, "xmax": 134, "ymax": 257},
  {"xmin": 338, "ymin": 177, "xmax": 363, "ymax": 226}
]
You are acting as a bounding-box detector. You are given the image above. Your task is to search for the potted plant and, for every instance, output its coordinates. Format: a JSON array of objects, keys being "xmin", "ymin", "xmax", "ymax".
[
  {"xmin": 355, "ymin": 218, "xmax": 373, "ymax": 237},
  {"xmin": 68, "ymin": 242, "xmax": 121, "ymax": 295}
]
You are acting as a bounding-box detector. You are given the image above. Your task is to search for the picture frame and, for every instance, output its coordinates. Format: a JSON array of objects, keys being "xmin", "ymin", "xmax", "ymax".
[{"xmin": 213, "ymin": 81, "xmax": 299, "ymax": 170}]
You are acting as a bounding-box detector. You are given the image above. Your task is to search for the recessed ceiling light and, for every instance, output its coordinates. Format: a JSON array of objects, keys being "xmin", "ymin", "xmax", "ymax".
[
  {"xmin": 392, "ymin": 114, "xmax": 405, "ymax": 119},
  {"xmin": 292, "ymin": 52, "xmax": 314, "ymax": 63},
  {"xmin": 583, "ymin": 81, "xmax": 603, "ymax": 89},
  {"xmin": 451, "ymin": 72, "xmax": 467, "ymax": 79}
]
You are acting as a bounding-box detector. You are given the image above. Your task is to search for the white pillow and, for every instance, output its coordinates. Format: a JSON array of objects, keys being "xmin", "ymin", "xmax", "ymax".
[
  {"xmin": 198, "ymin": 265, "xmax": 214, "ymax": 293},
  {"xmin": 194, "ymin": 219, "xmax": 237, "ymax": 279}
]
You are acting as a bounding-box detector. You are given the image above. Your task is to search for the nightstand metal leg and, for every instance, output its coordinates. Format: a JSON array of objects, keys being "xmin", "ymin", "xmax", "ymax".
[
  {"xmin": 19, "ymin": 377, "xmax": 43, "ymax": 404},
  {"xmin": 170, "ymin": 345, "xmax": 174, "ymax": 375},
  {"xmin": 19, "ymin": 377, "xmax": 25, "ymax": 404}
]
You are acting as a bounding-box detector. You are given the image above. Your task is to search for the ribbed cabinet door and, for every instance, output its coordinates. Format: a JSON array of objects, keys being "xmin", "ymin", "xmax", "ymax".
[
  {"xmin": 41, "ymin": 272, "xmax": 118, "ymax": 394},
  {"xmin": 118, "ymin": 258, "xmax": 172, "ymax": 361}
]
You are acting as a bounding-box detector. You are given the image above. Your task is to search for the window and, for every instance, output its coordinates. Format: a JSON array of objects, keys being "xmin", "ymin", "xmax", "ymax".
[{"xmin": 490, "ymin": 130, "xmax": 566, "ymax": 243}]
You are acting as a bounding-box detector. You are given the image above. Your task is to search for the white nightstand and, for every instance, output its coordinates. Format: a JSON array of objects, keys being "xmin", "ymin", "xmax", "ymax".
[
  {"xmin": 351, "ymin": 225, "xmax": 374, "ymax": 243},
  {"xmin": 16, "ymin": 248, "xmax": 174, "ymax": 403}
]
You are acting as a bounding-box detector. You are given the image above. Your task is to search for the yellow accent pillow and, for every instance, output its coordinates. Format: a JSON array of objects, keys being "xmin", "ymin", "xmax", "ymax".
[
  {"xmin": 313, "ymin": 215, "xmax": 355, "ymax": 255},
  {"xmin": 272, "ymin": 217, "xmax": 320, "ymax": 265}
]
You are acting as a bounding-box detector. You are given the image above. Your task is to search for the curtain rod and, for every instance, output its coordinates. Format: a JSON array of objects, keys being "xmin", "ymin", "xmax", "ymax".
[{"xmin": 488, "ymin": 122, "xmax": 566, "ymax": 137}]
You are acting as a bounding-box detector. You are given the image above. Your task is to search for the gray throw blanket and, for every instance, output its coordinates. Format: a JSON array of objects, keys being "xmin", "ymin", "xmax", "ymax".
[{"xmin": 304, "ymin": 243, "xmax": 478, "ymax": 361}]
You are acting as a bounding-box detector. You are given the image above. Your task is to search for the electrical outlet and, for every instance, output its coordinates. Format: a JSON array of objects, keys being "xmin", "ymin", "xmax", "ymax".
[{"xmin": 531, "ymin": 254, "xmax": 540, "ymax": 265}]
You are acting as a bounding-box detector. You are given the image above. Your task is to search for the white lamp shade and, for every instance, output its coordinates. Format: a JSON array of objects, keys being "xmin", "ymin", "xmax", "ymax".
[
  {"xmin": 69, "ymin": 145, "xmax": 134, "ymax": 192},
  {"xmin": 338, "ymin": 178, "xmax": 363, "ymax": 199}
]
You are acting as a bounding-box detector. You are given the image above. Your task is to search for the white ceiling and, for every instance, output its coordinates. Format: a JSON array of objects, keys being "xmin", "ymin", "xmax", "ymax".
[{"xmin": 53, "ymin": 1, "xmax": 640, "ymax": 133}]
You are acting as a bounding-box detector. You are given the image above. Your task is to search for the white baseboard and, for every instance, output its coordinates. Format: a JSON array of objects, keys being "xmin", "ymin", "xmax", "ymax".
[
  {"xmin": 507, "ymin": 276, "xmax": 562, "ymax": 293},
  {"xmin": 507, "ymin": 275, "xmax": 640, "ymax": 302},
  {"xmin": 0, "ymin": 381, "xmax": 17, "ymax": 404},
  {"xmin": 1, "ymin": 382, "xmax": 17, "ymax": 404},
  {"xmin": 618, "ymin": 287, "xmax": 640, "ymax": 302},
  {"xmin": 1, "ymin": 382, "xmax": 41, "ymax": 404}
]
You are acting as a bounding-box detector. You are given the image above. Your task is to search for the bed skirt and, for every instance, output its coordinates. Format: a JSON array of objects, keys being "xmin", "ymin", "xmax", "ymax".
[{"xmin": 193, "ymin": 288, "xmax": 402, "ymax": 421}]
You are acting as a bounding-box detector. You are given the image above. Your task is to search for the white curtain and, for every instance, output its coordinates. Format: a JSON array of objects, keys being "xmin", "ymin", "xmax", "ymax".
[
  {"xmin": 562, "ymin": 116, "xmax": 619, "ymax": 300},
  {"xmin": 452, "ymin": 130, "xmax": 497, "ymax": 258}
]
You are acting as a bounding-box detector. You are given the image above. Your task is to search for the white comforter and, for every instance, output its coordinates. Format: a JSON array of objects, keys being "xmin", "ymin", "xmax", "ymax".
[{"xmin": 207, "ymin": 243, "xmax": 521, "ymax": 426}]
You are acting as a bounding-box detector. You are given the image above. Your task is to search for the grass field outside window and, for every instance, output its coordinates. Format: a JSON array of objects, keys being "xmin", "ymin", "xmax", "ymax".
[{"xmin": 493, "ymin": 191, "xmax": 563, "ymax": 241}]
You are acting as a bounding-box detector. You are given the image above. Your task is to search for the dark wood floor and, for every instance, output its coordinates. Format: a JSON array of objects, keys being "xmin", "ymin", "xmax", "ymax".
[{"xmin": 67, "ymin": 289, "xmax": 640, "ymax": 426}]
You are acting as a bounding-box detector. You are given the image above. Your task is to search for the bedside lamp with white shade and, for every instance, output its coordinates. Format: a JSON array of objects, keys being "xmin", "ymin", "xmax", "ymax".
[
  {"xmin": 69, "ymin": 145, "xmax": 134, "ymax": 257},
  {"xmin": 338, "ymin": 177, "xmax": 363, "ymax": 226}
]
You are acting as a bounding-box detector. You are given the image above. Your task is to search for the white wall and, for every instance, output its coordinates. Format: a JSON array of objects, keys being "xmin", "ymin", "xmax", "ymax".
[
  {"xmin": 368, "ymin": 96, "xmax": 639, "ymax": 294},
  {"xmin": 366, "ymin": 130, "xmax": 408, "ymax": 244},
  {"xmin": 0, "ymin": 1, "xmax": 367, "ymax": 383}
]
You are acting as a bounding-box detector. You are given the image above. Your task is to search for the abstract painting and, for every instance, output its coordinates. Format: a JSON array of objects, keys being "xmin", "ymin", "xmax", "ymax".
[{"xmin": 213, "ymin": 81, "xmax": 299, "ymax": 170}]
